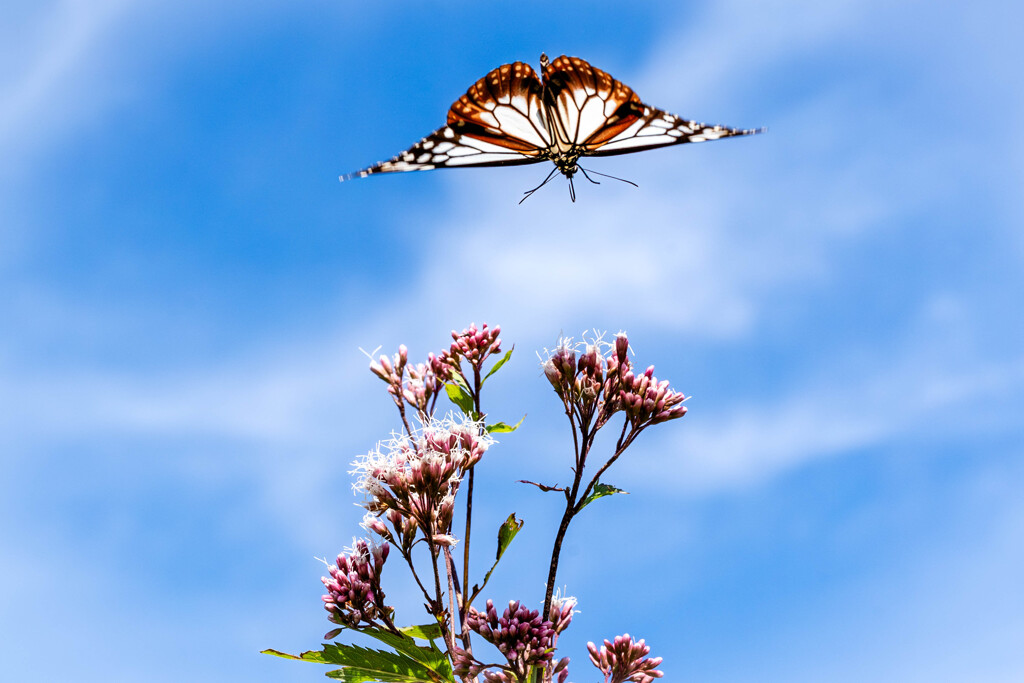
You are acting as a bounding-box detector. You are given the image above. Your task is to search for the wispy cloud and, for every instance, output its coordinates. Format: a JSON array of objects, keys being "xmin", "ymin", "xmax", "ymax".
[
  {"xmin": 0, "ymin": 0, "xmax": 132, "ymax": 169},
  {"xmin": 630, "ymin": 335, "xmax": 1024, "ymax": 493},
  {"xmin": 0, "ymin": 326, "xmax": 371, "ymax": 449}
]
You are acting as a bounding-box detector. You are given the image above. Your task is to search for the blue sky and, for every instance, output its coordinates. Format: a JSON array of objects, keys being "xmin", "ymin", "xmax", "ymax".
[{"xmin": 3, "ymin": 1, "xmax": 1023, "ymax": 681}]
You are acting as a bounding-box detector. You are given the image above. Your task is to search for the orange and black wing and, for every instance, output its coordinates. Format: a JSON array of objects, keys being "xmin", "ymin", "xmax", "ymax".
[
  {"xmin": 541, "ymin": 54, "xmax": 762, "ymax": 158},
  {"xmin": 341, "ymin": 62, "xmax": 553, "ymax": 180}
]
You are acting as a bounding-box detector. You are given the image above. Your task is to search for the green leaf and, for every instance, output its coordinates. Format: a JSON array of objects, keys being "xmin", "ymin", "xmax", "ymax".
[
  {"xmin": 485, "ymin": 415, "xmax": 525, "ymax": 433},
  {"xmin": 496, "ymin": 513, "xmax": 523, "ymax": 561},
  {"xmin": 361, "ymin": 627, "xmax": 447, "ymax": 671},
  {"xmin": 324, "ymin": 666, "xmax": 422, "ymax": 683},
  {"xmin": 472, "ymin": 514, "xmax": 523, "ymax": 599},
  {"xmin": 482, "ymin": 348, "xmax": 514, "ymax": 383},
  {"xmin": 448, "ymin": 372, "xmax": 471, "ymax": 391},
  {"xmin": 579, "ymin": 482, "xmax": 629, "ymax": 511},
  {"xmin": 397, "ymin": 623, "xmax": 444, "ymax": 641},
  {"xmin": 263, "ymin": 641, "xmax": 451, "ymax": 683},
  {"xmin": 325, "ymin": 666, "xmax": 400, "ymax": 682},
  {"xmin": 444, "ymin": 383, "xmax": 475, "ymax": 416}
]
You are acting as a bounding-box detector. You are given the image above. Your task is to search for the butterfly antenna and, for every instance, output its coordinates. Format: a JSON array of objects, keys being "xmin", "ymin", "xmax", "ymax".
[
  {"xmin": 519, "ymin": 167, "xmax": 560, "ymax": 204},
  {"xmin": 579, "ymin": 166, "xmax": 638, "ymax": 188}
]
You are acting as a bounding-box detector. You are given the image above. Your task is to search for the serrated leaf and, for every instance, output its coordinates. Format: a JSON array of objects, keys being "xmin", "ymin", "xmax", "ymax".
[
  {"xmin": 485, "ymin": 415, "xmax": 525, "ymax": 434},
  {"xmin": 264, "ymin": 642, "xmax": 449, "ymax": 683},
  {"xmin": 324, "ymin": 665, "xmax": 423, "ymax": 682},
  {"xmin": 325, "ymin": 666, "xmax": 391, "ymax": 682},
  {"xmin": 398, "ymin": 623, "xmax": 443, "ymax": 641},
  {"xmin": 579, "ymin": 482, "xmax": 629, "ymax": 511},
  {"xmin": 444, "ymin": 383, "xmax": 474, "ymax": 415},
  {"xmin": 362, "ymin": 627, "xmax": 447, "ymax": 670},
  {"xmin": 482, "ymin": 348, "xmax": 514, "ymax": 383}
]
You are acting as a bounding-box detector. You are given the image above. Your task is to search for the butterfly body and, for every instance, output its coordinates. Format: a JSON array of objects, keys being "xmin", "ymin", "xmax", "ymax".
[{"xmin": 342, "ymin": 53, "xmax": 762, "ymax": 199}]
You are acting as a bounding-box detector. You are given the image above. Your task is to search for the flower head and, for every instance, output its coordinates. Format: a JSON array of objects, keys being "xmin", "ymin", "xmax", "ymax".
[
  {"xmin": 548, "ymin": 589, "xmax": 579, "ymax": 635},
  {"xmin": 351, "ymin": 414, "xmax": 494, "ymax": 548},
  {"xmin": 540, "ymin": 331, "xmax": 687, "ymax": 434},
  {"xmin": 443, "ymin": 322, "xmax": 502, "ymax": 371},
  {"xmin": 588, "ymin": 634, "xmax": 663, "ymax": 683},
  {"xmin": 320, "ymin": 538, "xmax": 393, "ymax": 630},
  {"xmin": 369, "ymin": 344, "xmax": 447, "ymax": 418},
  {"xmin": 463, "ymin": 599, "xmax": 558, "ymax": 681},
  {"xmin": 454, "ymin": 594, "xmax": 575, "ymax": 683}
]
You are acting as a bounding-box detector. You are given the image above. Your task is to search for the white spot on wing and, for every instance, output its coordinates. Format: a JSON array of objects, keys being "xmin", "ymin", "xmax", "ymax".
[
  {"xmin": 576, "ymin": 97, "xmax": 608, "ymax": 142},
  {"xmin": 492, "ymin": 105, "xmax": 549, "ymax": 147}
]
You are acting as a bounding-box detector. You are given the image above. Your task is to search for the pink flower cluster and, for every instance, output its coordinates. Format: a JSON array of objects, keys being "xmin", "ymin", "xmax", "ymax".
[
  {"xmin": 368, "ymin": 323, "xmax": 501, "ymax": 420},
  {"xmin": 454, "ymin": 598, "xmax": 571, "ymax": 683},
  {"xmin": 352, "ymin": 415, "xmax": 494, "ymax": 550},
  {"xmin": 542, "ymin": 332, "xmax": 687, "ymax": 432},
  {"xmin": 370, "ymin": 344, "xmax": 450, "ymax": 417},
  {"xmin": 440, "ymin": 322, "xmax": 502, "ymax": 372},
  {"xmin": 588, "ymin": 634, "xmax": 664, "ymax": 683},
  {"xmin": 321, "ymin": 539, "xmax": 392, "ymax": 630}
]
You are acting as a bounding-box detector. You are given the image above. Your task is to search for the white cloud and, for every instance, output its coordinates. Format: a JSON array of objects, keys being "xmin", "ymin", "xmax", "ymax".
[
  {"xmin": 637, "ymin": 0, "xmax": 868, "ymax": 103},
  {"xmin": 0, "ymin": 326, "xmax": 371, "ymax": 448},
  {"xmin": 629, "ymin": 340, "xmax": 1024, "ymax": 493}
]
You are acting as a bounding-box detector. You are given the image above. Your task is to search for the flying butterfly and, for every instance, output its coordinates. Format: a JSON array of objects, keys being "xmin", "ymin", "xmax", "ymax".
[{"xmin": 341, "ymin": 53, "xmax": 763, "ymax": 202}]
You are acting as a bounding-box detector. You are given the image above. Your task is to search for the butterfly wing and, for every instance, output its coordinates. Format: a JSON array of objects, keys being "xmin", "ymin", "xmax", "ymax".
[
  {"xmin": 540, "ymin": 54, "xmax": 762, "ymax": 158},
  {"xmin": 341, "ymin": 62, "xmax": 552, "ymax": 181},
  {"xmin": 447, "ymin": 61, "xmax": 552, "ymax": 154},
  {"xmin": 541, "ymin": 55, "xmax": 646, "ymax": 150},
  {"xmin": 582, "ymin": 107, "xmax": 764, "ymax": 157}
]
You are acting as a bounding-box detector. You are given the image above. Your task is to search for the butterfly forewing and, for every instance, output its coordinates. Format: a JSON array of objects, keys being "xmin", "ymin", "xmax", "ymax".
[
  {"xmin": 448, "ymin": 61, "xmax": 551, "ymax": 153},
  {"xmin": 541, "ymin": 55, "xmax": 645, "ymax": 149},
  {"xmin": 540, "ymin": 54, "xmax": 761, "ymax": 158},
  {"xmin": 341, "ymin": 62, "xmax": 551, "ymax": 181}
]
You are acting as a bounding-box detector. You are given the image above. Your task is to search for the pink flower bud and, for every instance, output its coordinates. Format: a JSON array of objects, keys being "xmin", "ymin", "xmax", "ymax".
[{"xmin": 432, "ymin": 534, "xmax": 458, "ymax": 547}]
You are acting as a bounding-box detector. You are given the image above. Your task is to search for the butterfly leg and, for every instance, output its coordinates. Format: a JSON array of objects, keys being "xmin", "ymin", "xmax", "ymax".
[
  {"xmin": 579, "ymin": 166, "xmax": 601, "ymax": 185},
  {"xmin": 519, "ymin": 166, "xmax": 560, "ymax": 204}
]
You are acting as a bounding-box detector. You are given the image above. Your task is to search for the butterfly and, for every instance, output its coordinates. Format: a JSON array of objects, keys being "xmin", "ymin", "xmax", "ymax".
[{"xmin": 341, "ymin": 53, "xmax": 763, "ymax": 202}]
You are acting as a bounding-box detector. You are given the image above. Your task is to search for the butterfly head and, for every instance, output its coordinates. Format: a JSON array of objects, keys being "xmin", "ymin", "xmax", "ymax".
[{"xmin": 553, "ymin": 151, "xmax": 581, "ymax": 179}]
